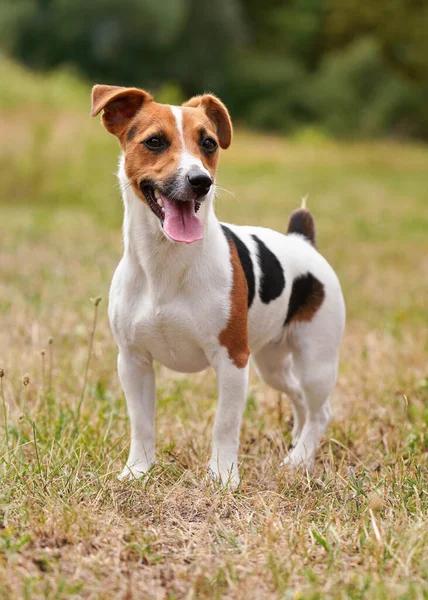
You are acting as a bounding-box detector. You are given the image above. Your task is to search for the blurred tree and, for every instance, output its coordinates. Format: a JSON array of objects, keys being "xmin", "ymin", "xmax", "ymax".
[
  {"xmin": 0, "ymin": 0, "xmax": 244, "ymax": 91},
  {"xmin": 325, "ymin": 0, "xmax": 428, "ymax": 82},
  {"xmin": 323, "ymin": 0, "xmax": 428, "ymax": 136},
  {"xmin": 0, "ymin": 0, "xmax": 427, "ymax": 139}
]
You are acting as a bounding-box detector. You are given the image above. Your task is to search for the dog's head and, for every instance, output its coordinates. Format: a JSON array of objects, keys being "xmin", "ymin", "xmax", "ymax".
[{"xmin": 91, "ymin": 85, "xmax": 232, "ymax": 244}]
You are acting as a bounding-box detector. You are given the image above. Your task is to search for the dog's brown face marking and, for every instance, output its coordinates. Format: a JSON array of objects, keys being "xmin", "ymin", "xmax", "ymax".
[
  {"xmin": 218, "ymin": 234, "xmax": 250, "ymax": 369},
  {"xmin": 91, "ymin": 85, "xmax": 232, "ymax": 208},
  {"xmin": 122, "ymin": 102, "xmax": 183, "ymax": 201},
  {"xmin": 284, "ymin": 273, "xmax": 325, "ymax": 326}
]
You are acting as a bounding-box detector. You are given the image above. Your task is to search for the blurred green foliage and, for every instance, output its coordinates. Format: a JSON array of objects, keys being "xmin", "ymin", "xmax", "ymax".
[{"xmin": 0, "ymin": 0, "xmax": 427, "ymax": 139}]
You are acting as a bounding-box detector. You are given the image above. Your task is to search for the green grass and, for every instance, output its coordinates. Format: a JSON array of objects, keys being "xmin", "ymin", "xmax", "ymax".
[{"xmin": 0, "ymin": 57, "xmax": 427, "ymax": 599}]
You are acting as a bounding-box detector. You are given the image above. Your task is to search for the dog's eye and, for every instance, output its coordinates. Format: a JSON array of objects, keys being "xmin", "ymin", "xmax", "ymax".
[
  {"xmin": 143, "ymin": 136, "xmax": 166, "ymax": 151},
  {"xmin": 201, "ymin": 137, "xmax": 218, "ymax": 153}
]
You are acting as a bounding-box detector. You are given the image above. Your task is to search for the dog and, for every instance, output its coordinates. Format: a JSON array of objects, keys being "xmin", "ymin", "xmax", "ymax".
[{"xmin": 91, "ymin": 84, "xmax": 346, "ymax": 487}]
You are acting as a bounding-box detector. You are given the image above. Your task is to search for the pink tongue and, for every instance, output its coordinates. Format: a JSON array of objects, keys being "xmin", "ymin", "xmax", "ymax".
[{"xmin": 162, "ymin": 197, "xmax": 203, "ymax": 244}]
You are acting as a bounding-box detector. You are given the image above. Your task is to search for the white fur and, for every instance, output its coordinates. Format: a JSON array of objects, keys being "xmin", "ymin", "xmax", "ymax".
[{"xmin": 111, "ymin": 116, "xmax": 345, "ymax": 488}]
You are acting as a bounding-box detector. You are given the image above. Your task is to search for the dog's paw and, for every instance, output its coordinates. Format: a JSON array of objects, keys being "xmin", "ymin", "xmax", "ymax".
[
  {"xmin": 208, "ymin": 458, "xmax": 240, "ymax": 491},
  {"xmin": 282, "ymin": 449, "xmax": 314, "ymax": 473},
  {"xmin": 118, "ymin": 461, "xmax": 150, "ymax": 482}
]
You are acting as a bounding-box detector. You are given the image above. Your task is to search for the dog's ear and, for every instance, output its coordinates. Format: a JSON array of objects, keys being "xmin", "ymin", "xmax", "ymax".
[
  {"xmin": 91, "ymin": 85, "xmax": 152, "ymax": 137},
  {"xmin": 183, "ymin": 94, "xmax": 232, "ymax": 149}
]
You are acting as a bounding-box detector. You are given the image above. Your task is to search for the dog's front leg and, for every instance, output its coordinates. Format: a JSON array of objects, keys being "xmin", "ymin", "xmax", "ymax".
[
  {"xmin": 117, "ymin": 351, "xmax": 156, "ymax": 481},
  {"xmin": 209, "ymin": 353, "xmax": 250, "ymax": 489}
]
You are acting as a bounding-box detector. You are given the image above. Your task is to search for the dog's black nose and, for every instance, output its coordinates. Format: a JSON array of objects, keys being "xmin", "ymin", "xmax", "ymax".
[{"xmin": 187, "ymin": 168, "xmax": 212, "ymax": 197}]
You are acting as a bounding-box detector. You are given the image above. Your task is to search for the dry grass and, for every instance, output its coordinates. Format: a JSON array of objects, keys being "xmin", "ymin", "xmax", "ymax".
[{"xmin": 0, "ymin": 58, "xmax": 427, "ymax": 599}]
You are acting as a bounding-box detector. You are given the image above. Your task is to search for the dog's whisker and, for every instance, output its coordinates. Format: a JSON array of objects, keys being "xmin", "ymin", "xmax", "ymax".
[
  {"xmin": 215, "ymin": 185, "xmax": 236, "ymax": 199},
  {"xmin": 121, "ymin": 181, "xmax": 134, "ymax": 192},
  {"xmin": 114, "ymin": 180, "xmax": 133, "ymax": 194}
]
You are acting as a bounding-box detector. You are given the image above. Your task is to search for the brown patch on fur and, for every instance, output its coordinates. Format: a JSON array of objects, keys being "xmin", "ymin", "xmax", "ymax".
[
  {"xmin": 123, "ymin": 103, "xmax": 183, "ymax": 202},
  {"xmin": 91, "ymin": 85, "xmax": 151, "ymax": 139},
  {"xmin": 284, "ymin": 273, "xmax": 325, "ymax": 326},
  {"xmin": 287, "ymin": 208, "xmax": 316, "ymax": 247},
  {"xmin": 219, "ymin": 238, "xmax": 250, "ymax": 369},
  {"xmin": 183, "ymin": 94, "xmax": 232, "ymax": 149}
]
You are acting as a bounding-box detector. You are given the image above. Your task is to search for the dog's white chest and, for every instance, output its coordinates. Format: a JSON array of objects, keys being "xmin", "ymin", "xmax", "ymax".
[
  {"xmin": 143, "ymin": 303, "xmax": 209, "ymax": 372},
  {"xmin": 110, "ymin": 283, "xmax": 210, "ymax": 373}
]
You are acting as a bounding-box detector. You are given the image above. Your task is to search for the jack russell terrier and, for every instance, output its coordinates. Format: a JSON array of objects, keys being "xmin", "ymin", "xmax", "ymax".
[{"xmin": 91, "ymin": 85, "xmax": 346, "ymax": 488}]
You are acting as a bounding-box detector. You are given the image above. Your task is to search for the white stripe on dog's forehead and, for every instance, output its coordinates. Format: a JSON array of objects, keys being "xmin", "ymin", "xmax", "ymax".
[{"xmin": 170, "ymin": 106, "xmax": 185, "ymax": 145}]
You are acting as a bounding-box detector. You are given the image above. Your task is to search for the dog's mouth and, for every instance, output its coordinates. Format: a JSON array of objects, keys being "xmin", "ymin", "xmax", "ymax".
[{"xmin": 141, "ymin": 184, "xmax": 203, "ymax": 244}]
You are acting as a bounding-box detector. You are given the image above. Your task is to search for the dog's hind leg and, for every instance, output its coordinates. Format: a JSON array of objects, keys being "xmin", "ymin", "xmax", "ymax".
[
  {"xmin": 283, "ymin": 321, "xmax": 340, "ymax": 471},
  {"xmin": 253, "ymin": 343, "xmax": 307, "ymax": 447}
]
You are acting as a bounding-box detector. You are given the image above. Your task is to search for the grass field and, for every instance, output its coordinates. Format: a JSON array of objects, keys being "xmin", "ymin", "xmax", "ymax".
[{"xmin": 0, "ymin": 57, "xmax": 427, "ymax": 599}]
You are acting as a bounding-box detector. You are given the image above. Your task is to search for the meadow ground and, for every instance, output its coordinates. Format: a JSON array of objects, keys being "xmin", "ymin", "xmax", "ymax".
[{"xmin": 0, "ymin": 59, "xmax": 427, "ymax": 599}]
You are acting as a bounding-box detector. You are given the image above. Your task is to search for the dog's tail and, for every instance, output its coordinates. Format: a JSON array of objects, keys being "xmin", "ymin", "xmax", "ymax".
[{"xmin": 287, "ymin": 195, "xmax": 316, "ymax": 247}]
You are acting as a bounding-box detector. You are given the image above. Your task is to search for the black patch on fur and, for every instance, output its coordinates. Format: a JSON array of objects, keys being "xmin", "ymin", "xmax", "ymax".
[
  {"xmin": 287, "ymin": 208, "xmax": 316, "ymax": 246},
  {"xmin": 221, "ymin": 225, "xmax": 255, "ymax": 308},
  {"xmin": 251, "ymin": 235, "xmax": 285, "ymax": 303},
  {"xmin": 284, "ymin": 273, "xmax": 325, "ymax": 326},
  {"xmin": 127, "ymin": 124, "xmax": 138, "ymax": 142}
]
